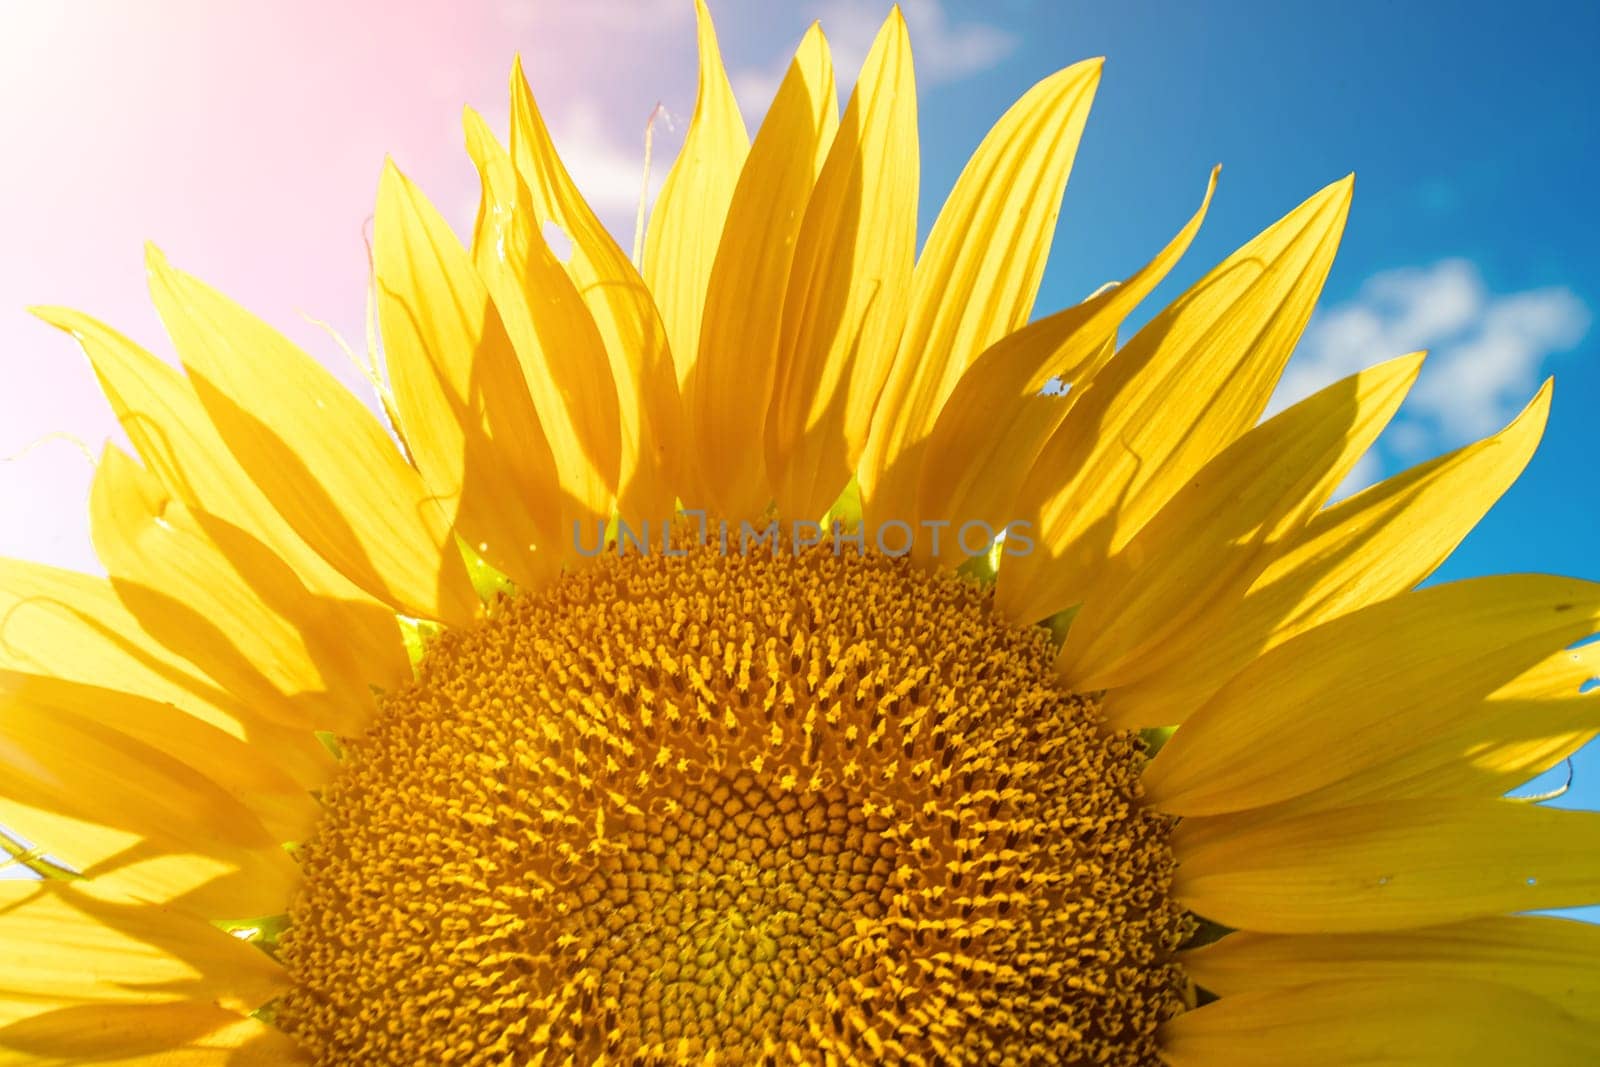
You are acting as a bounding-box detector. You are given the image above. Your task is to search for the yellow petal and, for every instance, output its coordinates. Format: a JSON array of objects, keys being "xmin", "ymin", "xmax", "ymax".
[
  {"xmin": 765, "ymin": 10, "xmax": 917, "ymax": 521},
  {"xmin": 1181, "ymin": 916, "xmax": 1600, "ymax": 1025},
  {"xmin": 1160, "ymin": 978, "xmax": 1597, "ymax": 1067},
  {"xmin": 1144, "ymin": 574, "xmax": 1600, "ymax": 815},
  {"xmin": 0, "ymin": 794, "xmax": 298, "ymax": 922},
  {"xmin": 1, "ymin": 679, "xmax": 292, "ymax": 858},
  {"xmin": 1172, "ymin": 798, "xmax": 1600, "ymax": 933},
  {"xmin": 0, "ymin": 672, "xmax": 316, "ymax": 844},
  {"xmin": 146, "ymin": 248, "xmax": 477, "ymax": 626},
  {"xmin": 89, "ymin": 446, "xmax": 369, "ymax": 735},
  {"xmin": 0, "ymin": 560, "xmax": 330, "ymax": 788},
  {"xmin": 1269, "ymin": 645, "xmax": 1599, "ymax": 813},
  {"xmin": 463, "ymin": 118, "xmax": 625, "ymax": 544},
  {"xmin": 859, "ymin": 58, "xmax": 1102, "ymax": 524},
  {"xmin": 30, "ymin": 307, "xmax": 409, "ymax": 692},
  {"xmin": 997, "ymin": 178, "xmax": 1352, "ymax": 625},
  {"xmin": 508, "ymin": 61, "xmax": 682, "ymax": 524},
  {"xmin": 0, "ymin": 1000, "xmax": 305, "ymax": 1065},
  {"xmin": 376, "ymin": 161, "xmax": 570, "ymax": 586},
  {"xmin": 1167, "ymin": 643, "xmax": 1599, "ymax": 854},
  {"xmin": 1058, "ymin": 353, "xmax": 1421, "ymax": 691},
  {"xmin": 642, "ymin": 0, "xmax": 749, "ymax": 389},
  {"xmin": 688, "ymin": 24, "xmax": 837, "ymax": 518},
  {"xmin": 0, "ymin": 882, "xmax": 286, "ymax": 1023},
  {"xmin": 1102, "ymin": 382, "xmax": 1553, "ymax": 729},
  {"xmin": 914, "ymin": 171, "xmax": 1217, "ymax": 562},
  {"xmin": 1387, "ymin": 675, "xmax": 1598, "ymax": 797}
]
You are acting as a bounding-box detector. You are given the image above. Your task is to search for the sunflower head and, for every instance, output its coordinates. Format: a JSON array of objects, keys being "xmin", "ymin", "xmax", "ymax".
[{"xmin": 276, "ymin": 532, "xmax": 1192, "ymax": 1062}]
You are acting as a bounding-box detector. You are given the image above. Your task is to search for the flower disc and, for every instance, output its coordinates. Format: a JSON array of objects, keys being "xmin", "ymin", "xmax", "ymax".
[{"xmin": 279, "ymin": 537, "xmax": 1192, "ymax": 1064}]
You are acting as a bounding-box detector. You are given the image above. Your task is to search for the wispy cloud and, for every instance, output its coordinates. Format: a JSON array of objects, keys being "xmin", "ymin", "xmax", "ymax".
[
  {"xmin": 495, "ymin": 0, "xmax": 691, "ymax": 34},
  {"xmin": 547, "ymin": 103, "xmax": 666, "ymax": 225},
  {"xmin": 733, "ymin": 0, "xmax": 1018, "ymax": 122},
  {"xmin": 1272, "ymin": 259, "xmax": 1590, "ymax": 494}
]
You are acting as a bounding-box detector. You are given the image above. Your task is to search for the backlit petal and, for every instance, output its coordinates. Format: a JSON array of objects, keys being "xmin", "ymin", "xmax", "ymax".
[
  {"xmin": 766, "ymin": 10, "xmax": 917, "ymax": 522},
  {"xmin": 1161, "ymin": 978, "xmax": 1597, "ymax": 1067},
  {"xmin": 1103, "ymin": 382, "xmax": 1553, "ymax": 728},
  {"xmin": 30, "ymin": 307, "xmax": 408, "ymax": 692},
  {"xmin": 89, "ymin": 446, "xmax": 370, "ymax": 735},
  {"xmin": 1058, "ymin": 353, "xmax": 1420, "ymax": 691},
  {"xmin": 998, "ymin": 178, "xmax": 1351, "ymax": 624},
  {"xmin": 688, "ymin": 24, "xmax": 837, "ymax": 519},
  {"xmin": 1144, "ymin": 574, "xmax": 1600, "ymax": 815},
  {"xmin": 464, "ymin": 116, "xmax": 626, "ymax": 543},
  {"xmin": 376, "ymin": 161, "xmax": 568, "ymax": 586},
  {"xmin": 0, "ymin": 559, "xmax": 330, "ymax": 788},
  {"xmin": 0, "ymin": 794, "xmax": 298, "ymax": 921},
  {"xmin": 1172, "ymin": 798, "xmax": 1600, "ymax": 932},
  {"xmin": 0, "ymin": 882, "xmax": 285, "ymax": 1023},
  {"xmin": 1181, "ymin": 916, "xmax": 1600, "ymax": 1025},
  {"xmin": 508, "ymin": 62, "xmax": 682, "ymax": 523},
  {"xmin": 146, "ymin": 249, "xmax": 477, "ymax": 625},
  {"xmin": 0, "ymin": 672, "xmax": 315, "ymax": 843},
  {"xmin": 0, "ymin": 999, "xmax": 305, "ymax": 1065},
  {"xmin": 915, "ymin": 171, "xmax": 1217, "ymax": 562},
  {"xmin": 642, "ymin": 0, "xmax": 748, "ymax": 389},
  {"xmin": 860, "ymin": 58, "xmax": 1102, "ymax": 525}
]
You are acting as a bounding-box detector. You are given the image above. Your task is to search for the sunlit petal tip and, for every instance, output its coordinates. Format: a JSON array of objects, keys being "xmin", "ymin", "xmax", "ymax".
[
  {"xmin": 26, "ymin": 304, "xmax": 83, "ymax": 335},
  {"xmin": 1327, "ymin": 171, "xmax": 1355, "ymax": 203},
  {"xmin": 1392, "ymin": 348, "xmax": 1427, "ymax": 378},
  {"xmin": 795, "ymin": 21, "xmax": 832, "ymax": 64},
  {"xmin": 142, "ymin": 239, "xmax": 170, "ymax": 276},
  {"xmin": 376, "ymin": 157, "xmax": 407, "ymax": 201},
  {"xmin": 693, "ymin": 0, "xmax": 721, "ymax": 44},
  {"xmin": 1531, "ymin": 374, "xmax": 1555, "ymax": 410}
]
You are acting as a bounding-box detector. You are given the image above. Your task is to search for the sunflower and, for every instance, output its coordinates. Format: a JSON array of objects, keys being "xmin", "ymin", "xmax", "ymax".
[{"xmin": 4, "ymin": 3, "xmax": 1599, "ymax": 1064}]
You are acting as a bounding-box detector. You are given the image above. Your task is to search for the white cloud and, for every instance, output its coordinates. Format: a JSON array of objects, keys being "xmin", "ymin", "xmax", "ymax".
[
  {"xmin": 734, "ymin": 0, "xmax": 1018, "ymax": 122},
  {"xmin": 1409, "ymin": 286, "xmax": 1590, "ymax": 439},
  {"xmin": 1271, "ymin": 259, "xmax": 1590, "ymax": 493}
]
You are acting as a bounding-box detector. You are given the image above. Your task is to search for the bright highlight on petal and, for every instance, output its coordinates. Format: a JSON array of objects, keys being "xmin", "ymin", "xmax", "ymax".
[
  {"xmin": 377, "ymin": 157, "xmax": 574, "ymax": 586},
  {"xmin": 767, "ymin": 9, "xmax": 918, "ymax": 522},
  {"xmin": 507, "ymin": 64, "xmax": 682, "ymax": 524},
  {"xmin": 643, "ymin": 0, "xmax": 749, "ymax": 390},
  {"xmin": 5, "ymin": 3, "xmax": 1596, "ymax": 1063},
  {"xmin": 145, "ymin": 248, "xmax": 478, "ymax": 626},
  {"xmin": 688, "ymin": 23, "xmax": 837, "ymax": 519},
  {"xmin": 860, "ymin": 56, "xmax": 1103, "ymax": 526},
  {"xmin": 1057, "ymin": 352, "xmax": 1422, "ymax": 693},
  {"xmin": 1180, "ymin": 915, "xmax": 1600, "ymax": 1025},
  {"xmin": 913, "ymin": 169, "xmax": 1218, "ymax": 565},
  {"xmin": 998, "ymin": 177, "xmax": 1351, "ymax": 625},
  {"xmin": 1145, "ymin": 574, "xmax": 1600, "ymax": 815}
]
